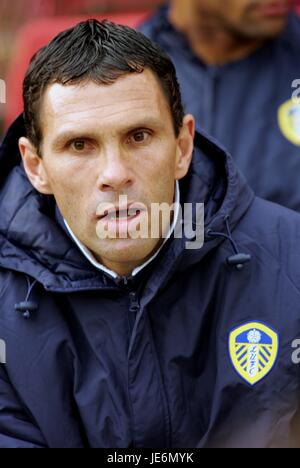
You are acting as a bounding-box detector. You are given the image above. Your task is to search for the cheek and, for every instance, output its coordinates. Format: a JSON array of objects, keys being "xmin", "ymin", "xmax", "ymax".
[
  {"xmin": 145, "ymin": 154, "xmax": 177, "ymax": 202},
  {"xmin": 142, "ymin": 140, "xmax": 177, "ymax": 175},
  {"xmin": 143, "ymin": 155, "xmax": 176, "ymax": 194},
  {"xmin": 44, "ymin": 159, "xmax": 96, "ymax": 217},
  {"xmin": 45, "ymin": 156, "xmax": 97, "ymax": 192},
  {"xmin": 222, "ymin": 0, "xmax": 243, "ymax": 21}
]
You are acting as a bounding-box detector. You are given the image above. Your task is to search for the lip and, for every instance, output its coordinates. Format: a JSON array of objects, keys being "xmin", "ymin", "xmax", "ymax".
[
  {"xmin": 256, "ymin": 2, "xmax": 290, "ymax": 17},
  {"xmin": 95, "ymin": 202, "xmax": 147, "ymax": 236},
  {"xmin": 96, "ymin": 202, "xmax": 146, "ymax": 221}
]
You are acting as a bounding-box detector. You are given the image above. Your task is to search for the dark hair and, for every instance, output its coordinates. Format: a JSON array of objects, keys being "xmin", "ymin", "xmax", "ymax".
[{"xmin": 23, "ymin": 19, "xmax": 184, "ymax": 153}]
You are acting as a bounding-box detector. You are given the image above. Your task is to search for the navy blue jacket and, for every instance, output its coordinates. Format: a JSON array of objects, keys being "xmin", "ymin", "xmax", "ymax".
[
  {"xmin": 140, "ymin": 7, "xmax": 300, "ymax": 211},
  {"xmin": 1, "ymin": 115, "xmax": 300, "ymax": 448}
]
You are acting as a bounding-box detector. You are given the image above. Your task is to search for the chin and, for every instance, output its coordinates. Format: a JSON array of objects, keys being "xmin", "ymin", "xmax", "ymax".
[
  {"xmin": 94, "ymin": 238, "xmax": 160, "ymax": 264},
  {"xmin": 250, "ymin": 19, "xmax": 288, "ymax": 38}
]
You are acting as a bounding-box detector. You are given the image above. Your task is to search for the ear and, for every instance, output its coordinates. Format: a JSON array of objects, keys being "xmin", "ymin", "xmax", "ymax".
[
  {"xmin": 174, "ymin": 114, "xmax": 195, "ymax": 181},
  {"xmin": 18, "ymin": 137, "xmax": 53, "ymax": 195}
]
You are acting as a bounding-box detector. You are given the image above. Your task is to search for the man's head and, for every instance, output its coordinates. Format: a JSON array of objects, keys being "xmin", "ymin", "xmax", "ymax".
[
  {"xmin": 19, "ymin": 20, "xmax": 195, "ymax": 276},
  {"xmin": 171, "ymin": 0, "xmax": 291, "ymax": 40}
]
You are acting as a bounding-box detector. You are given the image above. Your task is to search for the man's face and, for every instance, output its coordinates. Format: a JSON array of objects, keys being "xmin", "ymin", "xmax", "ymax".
[
  {"xmin": 20, "ymin": 70, "xmax": 194, "ymax": 276},
  {"xmin": 192, "ymin": 0, "xmax": 290, "ymax": 38}
]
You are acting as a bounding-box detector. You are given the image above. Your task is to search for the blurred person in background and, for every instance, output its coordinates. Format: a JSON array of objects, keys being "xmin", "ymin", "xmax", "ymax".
[{"xmin": 140, "ymin": 0, "xmax": 300, "ymax": 211}]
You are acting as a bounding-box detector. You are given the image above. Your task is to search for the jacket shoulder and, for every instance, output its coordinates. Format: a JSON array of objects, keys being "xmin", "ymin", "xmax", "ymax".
[
  {"xmin": 282, "ymin": 14, "xmax": 300, "ymax": 52},
  {"xmin": 236, "ymin": 197, "xmax": 300, "ymax": 286},
  {"xmin": 290, "ymin": 14, "xmax": 300, "ymax": 40}
]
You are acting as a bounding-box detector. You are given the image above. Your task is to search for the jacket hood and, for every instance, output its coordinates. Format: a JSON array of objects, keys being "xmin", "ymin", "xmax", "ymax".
[{"xmin": 0, "ymin": 114, "xmax": 254, "ymax": 292}]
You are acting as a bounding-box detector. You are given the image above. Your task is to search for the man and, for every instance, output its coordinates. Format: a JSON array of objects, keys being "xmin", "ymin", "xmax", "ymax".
[
  {"xmin": 140, "ymin": 0, "xmax": 300, "ymax": 211},
  {"xmin": 1, "ymin": 20, "xmax": 300, "ymax": 449}
]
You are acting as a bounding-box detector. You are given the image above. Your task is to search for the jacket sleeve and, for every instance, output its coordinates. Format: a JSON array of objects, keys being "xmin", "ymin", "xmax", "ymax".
[{"xmin": 0, "ymin": 366, "xmax": 47, "ymax": 448}]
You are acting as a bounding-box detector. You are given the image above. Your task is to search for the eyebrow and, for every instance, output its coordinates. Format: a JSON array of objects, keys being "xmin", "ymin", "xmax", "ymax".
[{"xmin": 51, "ymin": 118, "xmax": 163, "ymax": 150}]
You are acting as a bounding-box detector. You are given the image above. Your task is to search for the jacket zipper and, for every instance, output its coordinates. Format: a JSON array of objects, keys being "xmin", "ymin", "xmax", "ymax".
[
  {"xmin": 127, "ymin": 291, "xmax": 140, "ymax": 448},
  {"xmin": 128, "ymin": 291, "xmax": 140, "ymax": 335}
]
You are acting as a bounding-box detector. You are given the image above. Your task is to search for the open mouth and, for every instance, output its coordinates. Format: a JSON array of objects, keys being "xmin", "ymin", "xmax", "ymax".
[
  {"xmin": 96, "ymin": 203, "xmax": 148, "ymax": 236},
  {"xmin": 99, "ymin": 208, "xmax": 143, "ymax": 222}
]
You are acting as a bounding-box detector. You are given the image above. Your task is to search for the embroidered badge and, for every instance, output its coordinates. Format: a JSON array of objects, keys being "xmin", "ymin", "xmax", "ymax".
[{"xmin": 229, "ymin": 322, "xmax": 279, "ymax": 386}]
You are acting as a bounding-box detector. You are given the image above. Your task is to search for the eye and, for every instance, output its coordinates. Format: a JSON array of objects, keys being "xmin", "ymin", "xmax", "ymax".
[
  {"xmin": 129, "ymin": 131, "xmax": 152, "ymax": 144},
  {"xmin": 70, "ymin": 139, "xmax": 94, "ymax": 153},
  {"xmin": 72, "ymin": 140, "xmax": 86, "ymax": 151},
  {"xmin": 133, "ymin": 132, "xmax": 146, "ymax": 143}
]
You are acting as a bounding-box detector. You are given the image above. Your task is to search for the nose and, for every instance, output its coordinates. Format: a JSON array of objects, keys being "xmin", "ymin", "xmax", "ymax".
[{"xmin": 97, "ymin": 151, "xmax": 133, "ymax": 192}]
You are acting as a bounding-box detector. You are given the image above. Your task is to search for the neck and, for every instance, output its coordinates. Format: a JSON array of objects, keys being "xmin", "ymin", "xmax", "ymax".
[
  {"xmin": 99, "ymin": 260, "xmax": 144, "ymax": 278},
  {"xmin": 169, "ymin": 3, "xmax": 264, "ymax": 66}
]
